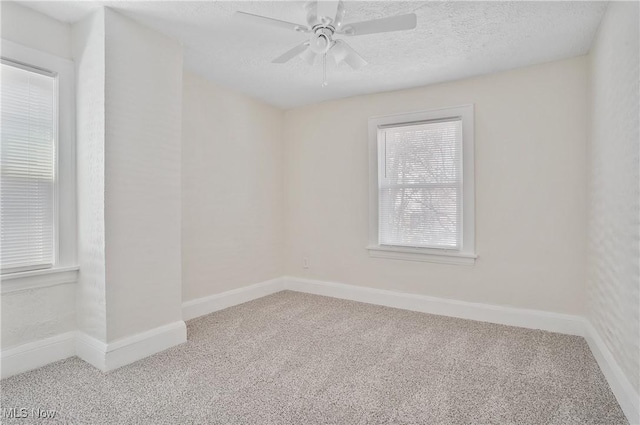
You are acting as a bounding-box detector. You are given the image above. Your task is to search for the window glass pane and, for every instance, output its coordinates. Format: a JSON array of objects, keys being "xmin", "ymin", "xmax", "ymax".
[
  {"xmin": 380, "ymin": 186, "xmax": 459, "ymax": 248},
  {"xmin": 1, "ymin": 62, "xmax": 56, "ymax": 270},
  {"xmin": 379, "ymin": 119, "xmax": 462, "ymax": 249}
]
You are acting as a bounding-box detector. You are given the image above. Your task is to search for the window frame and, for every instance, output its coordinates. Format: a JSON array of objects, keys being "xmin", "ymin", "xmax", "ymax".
[
  {"xmin": 1, "ymin": 39, "xmax": 77, "ymax": 290},
  {"xmin": 367, "ymin": 104, "xmax": 476, "ymax": 265}
]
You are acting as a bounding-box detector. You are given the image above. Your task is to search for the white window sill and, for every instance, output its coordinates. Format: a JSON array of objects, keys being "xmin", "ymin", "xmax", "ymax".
[
  {"xmin": 367, "ymin": 245, "xmax": 477, "ymax": 265},
  {"xmin": 1, "ymin": 266, "xmax": 79, "ymax": 294}
]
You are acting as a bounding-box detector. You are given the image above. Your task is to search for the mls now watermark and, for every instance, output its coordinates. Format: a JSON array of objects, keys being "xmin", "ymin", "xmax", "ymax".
[{"xmin": 1, "ymin": 407, "xmax": 57, "ymax": 419}]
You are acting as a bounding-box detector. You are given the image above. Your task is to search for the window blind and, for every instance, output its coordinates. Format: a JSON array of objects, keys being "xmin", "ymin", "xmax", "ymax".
[
  {"xmin": 379, "ymin": 119, "xmax": 462, "ymax": 249},
  {"xmin": 1, "ymin": 61, "xmax": 56, "ymax": 271}
]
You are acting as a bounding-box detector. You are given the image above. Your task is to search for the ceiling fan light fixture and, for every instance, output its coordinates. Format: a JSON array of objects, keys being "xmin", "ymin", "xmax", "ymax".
[
  {"xmin": 311, "ymin": 34, "xmax": 328, "ymax": 53},
  {"xmin": 236, "ymin": 1, "xmax": 418, "ymax": 85},
  {"xmin": 300, "ymin": 47, "xmax": 318, "ymax": 65},
  {"xmin": 309, "ymin": 29, "xmax": 332, "ymax": 54}
]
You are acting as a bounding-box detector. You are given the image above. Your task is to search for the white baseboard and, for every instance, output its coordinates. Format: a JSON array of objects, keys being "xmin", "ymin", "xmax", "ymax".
[
  {"xmin": 1, "ymin": 332, "xmax": 75, "ymax": 379},
  {"xmin": 75, "ymin": 332, "xmax": 108, "ymax": 371},
  {"xmin": 182, "ymin": 278, "xmax": 286, "ymax": 321},
  {"xmin": 584, "ymin": 321, "xmax": 640, "ymax": 424},
  {"xmin": 282, "ymin": 276, "xmax": 585, "ymax": 336},
  {"xmin": 76, "ymin": 321, "xmax": 186, "ymax": 372}
]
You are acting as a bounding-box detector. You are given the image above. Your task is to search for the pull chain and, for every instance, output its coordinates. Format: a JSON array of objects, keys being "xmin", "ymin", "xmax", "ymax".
[{"xmin": 322, "ymin": 53, "xmax": 328, "ymax": 87}]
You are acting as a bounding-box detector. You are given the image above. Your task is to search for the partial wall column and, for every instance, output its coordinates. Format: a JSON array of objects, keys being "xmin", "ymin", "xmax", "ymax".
[{"xmin": 73, "ymin": 8, "xmax": 184, "ymax": 371}]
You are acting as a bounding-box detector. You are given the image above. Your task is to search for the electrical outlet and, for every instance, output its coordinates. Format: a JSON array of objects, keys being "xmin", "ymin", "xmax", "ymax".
[{"xmin": 303, "ymin": 257, "xmax": 309, "ymax": 269}]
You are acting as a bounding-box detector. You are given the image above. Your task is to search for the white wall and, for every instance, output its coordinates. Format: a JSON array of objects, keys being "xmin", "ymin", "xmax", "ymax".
[
  {"xmin": 1, "ymin": 2, "xmax": 77, "ymax": 348},
  {"xmin": 284, "ymin": 57, "xmax": 588, "ymax": 315},
  {"xmin": 0, "ymin": 1, "xmax": 71, "ymax": 60},
  {"xmin": 587, "ymin": 1, "xmax": 640, "ymax": 395},
  {"xmin": 181, "ymin": 72, "xmax": 284, "ymax": 302},
  {"xmin": 72, "ymin": 8, "xmax": 107, "ymax": 343},
  {"xmin": 2, "ymin": 5, "xmax": 185, "ymax": 361},
  {"xmin": 103, "ymin": 9, "xmax": 184, "ymax": 341},
  {"xmin": 73, "ymin": 8, "xmax": 185, "ymax": 345},
  {"xmin": 1, "ymin": 285, "xmax": 75, "ymax": 348}
]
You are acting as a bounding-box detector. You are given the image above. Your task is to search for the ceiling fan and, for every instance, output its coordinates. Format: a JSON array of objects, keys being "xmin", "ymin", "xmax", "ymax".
[{"xmin": 234, "ymin": 1, "xmax": 417, "ymax": 86}]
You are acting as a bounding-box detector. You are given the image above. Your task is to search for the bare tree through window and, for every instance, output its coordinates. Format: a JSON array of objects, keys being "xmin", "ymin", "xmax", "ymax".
[{"xmin": 379, "ymin": 120, "xmax": 462, "ymax": 249}]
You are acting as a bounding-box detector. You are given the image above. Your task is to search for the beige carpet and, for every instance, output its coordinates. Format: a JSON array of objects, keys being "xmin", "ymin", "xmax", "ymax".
[{"xmin": 1, "ymin": 291, "xmax": 628, "ymax": 424}]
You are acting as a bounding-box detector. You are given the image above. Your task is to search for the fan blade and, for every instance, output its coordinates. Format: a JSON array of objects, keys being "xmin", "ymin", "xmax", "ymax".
[
  {"xmin": 339, "ymin": 13, "xmax": 417, "ymax": 36},
  {"xmin": 331, "ymin": 40, "xmax": 367, "ymax": 69},
  {"xmin": 272, "ymin": 42, "xmax": 310, "ymax": 64},
  {"xmin": 234, "ymin": 11, "xmax": 310, "ymax": 33},
  {"xmin": 317, "ymin": 0, "xmax": 339, "ymax": 24}
]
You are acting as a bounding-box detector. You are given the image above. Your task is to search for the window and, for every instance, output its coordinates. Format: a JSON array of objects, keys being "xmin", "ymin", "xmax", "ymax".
[
  {"xmin": 1, "ymin": 40, "xmax": 76, "ymax": 285},
  {"xmin": 368, "ymin": 105, "xmax": 476, "ymax": 264},
  {"xmin": 1, "ymin": 60, "xmax": 56, "ymax": 272}
]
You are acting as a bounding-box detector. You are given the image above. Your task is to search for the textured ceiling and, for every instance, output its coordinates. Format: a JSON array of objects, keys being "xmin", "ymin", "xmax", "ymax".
[{"xmin": 21, "ymin": 1, "xmax": 608, "ymax": 109}]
